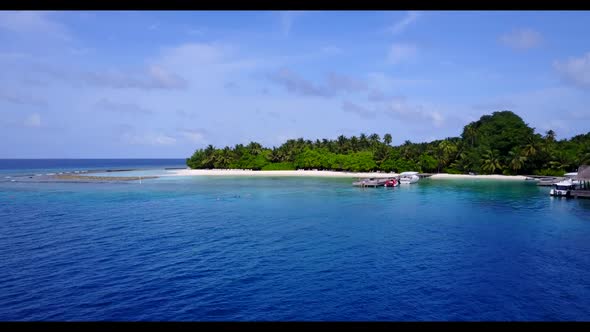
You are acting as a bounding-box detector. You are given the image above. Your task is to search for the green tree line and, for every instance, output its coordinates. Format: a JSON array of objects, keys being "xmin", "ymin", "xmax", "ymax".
[{"xmin": 187, "ymin": 111, "xmax": 590, "ymax": 175}]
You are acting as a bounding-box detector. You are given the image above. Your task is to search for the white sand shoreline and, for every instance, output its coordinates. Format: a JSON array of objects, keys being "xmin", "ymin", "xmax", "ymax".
[
  {"xmin": 164, "ymin": 169, "xmax": 528, "ymax": 181},
  {"xmin": 429, "ymin": 173, "xmax": 527, "ymax": 181},
  {"xmin": 164, "ymin": 169, "xmax": 399, "ymax": 178}
]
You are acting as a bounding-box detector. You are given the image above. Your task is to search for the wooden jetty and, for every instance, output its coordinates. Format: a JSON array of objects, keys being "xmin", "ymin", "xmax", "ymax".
[
  {"xmin": 353, "ymin": 173, "xmax": 433, "ymax": 187},
  {"xmin": 571, "ymin": 190, "xmax": 590, "ymax": 199},
  {"xmin": 417, "ymin": 173, "xmax": 434, "ymax": 179},
  {"xmin": 536, "ymin": 177, "xmax": 564, "ymax": 186}
]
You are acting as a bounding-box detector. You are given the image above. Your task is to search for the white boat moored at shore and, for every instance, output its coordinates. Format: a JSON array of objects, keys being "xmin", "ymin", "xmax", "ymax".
[
  {"xmin": 352, "ymin": 178, "xmax": 387, "ymax": 187},
  {"xmin": 399, "ymin": 171, "xmax": 420, "ymax": 184},
  {"xmin": 550, "ymin": 179, "xmax": 577, "ymax": 197}
]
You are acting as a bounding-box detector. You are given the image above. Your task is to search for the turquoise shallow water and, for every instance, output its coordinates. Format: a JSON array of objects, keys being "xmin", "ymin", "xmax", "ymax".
[{"xmin": 1, "ymin": 173, "xmax": 589, "ymax": 321}]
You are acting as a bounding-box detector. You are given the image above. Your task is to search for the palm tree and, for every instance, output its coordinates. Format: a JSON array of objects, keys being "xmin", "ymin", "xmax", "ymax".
[
  {"xmin": 464, "ymin": 124, "xmax": 477, "ymax": 147},
  {"xmin": 439, "ymin": 140, "xmax": 457, "ymax": 156},
  {"xmin": 296, "ymin": 138, "xmax": 305, "ymax": 149},
  {"xmin": 508, "ymin": 149, "xmax": 527, "ymax": 174},
  {"xmin": 383, "ymin": 133, "xmax": 392, "ymax": 146},
  {"xmin": 359, "ymin": 133, "xmax": 368, "ymax": 149},
  {"xmin": 481, "ymin": 149, "xmax": 503, "ymax": 174},
  {"xmin": 545, "ymin": 130, "xmax": 556, "ymax": 143},
  {"xmin": 247, "ymin": 142, "xmax": 262, "ymax": 155},
  {"xmin": 204, "ymin": 144, "xmax": 215, "ymax": 155},
  {"xmin": 437, "ymin": 140, "xmax": 457, "ymax": 172},
  {"xmin": 268, "ymin": 148, "xmax": 282, "ymax": 162},
  {"xmin": 214, "ymin": 149, "xmax": 232, "ymax": 168},
  {"xmin": 523, "ymin": 136, "xmax": 538, "ymax": 157},
  {"xmin": 350, "ymin": 136, "xmax": 359, "ymax": 152},
  {"xmin": 201, "ymin": 144, "xmax": 216, "ymax": 168},
  {"xmin": 450, "ymin": 152, "xmax": 472, "ymax": 173},
  {"xmin": 336, "ymin": 135, "xmax": 347, "ymax": 153},
  {"xmin": 369, "ymin": 133, "xmax": 380, "ymax": 147},
  {"xmin": 548, "ymin": 161, "xmax": 566, "ymax": 171}
]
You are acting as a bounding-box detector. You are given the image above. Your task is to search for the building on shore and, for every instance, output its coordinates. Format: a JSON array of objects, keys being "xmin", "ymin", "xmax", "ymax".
[{"xmin": 573, "ymin": 165, "xmax": 590, "ymax": 197}]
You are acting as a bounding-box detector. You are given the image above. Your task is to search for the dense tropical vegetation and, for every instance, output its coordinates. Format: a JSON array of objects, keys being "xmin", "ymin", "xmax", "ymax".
[{"xmin": 187, "ymin": 111, "xmax": 590, "ymax": 175}]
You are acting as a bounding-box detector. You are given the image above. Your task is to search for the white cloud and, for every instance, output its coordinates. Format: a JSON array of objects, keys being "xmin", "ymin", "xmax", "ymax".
[
  {"xmin": 342, "ymin": 101, "xmax": 376, "ymax": 119},
  {"xmin": 388, "ymin": 11, "xmax": 421, "ymax": 35},
  {"xmin": 154, "ymin": 42, "xmax": 266, "ymax": 83},
  {"xmin": 326, "ymin": 72, "xmax": 368, "ymax": 94},
  {"xmin": 279, "ymin": 11, "xmax": 306, "ymax": 37},
  {"xmin": 24, "ymin": 113, "xmax": 41, "ymax": 128},
  {"xmin": 554, "ymin": 52, "xmax": 590, "ymax": 89},
  {"xmin": 268, "ymin": 68, "xmax": 330, "ymax": 97},
  {"xmin": 122, "ymin": 132, "xmax": 177, "ymax": 146},
  {"xmin": 267, "ymin": 69, "xmax": 369, "ymax": 97},
  {"xmin": 321, "ymin": 46, "xmax": 343, "ymax": 55},
  {"xmin": 154, "ymin": 134, "xmax": 176, "ymax": 145},
  {"xmin": 0, "ymin": 89, "xmax": 46, "ymax": 106},
  {"xmin": 36, "ymin": 64, "xmax": 188, "ymax": 91},
  {"xmin": 471, "ymin": 100, "xmax": 516, "ymax": 111},
  {"xmin": 187, "ymin": 28, "xmax": 206, "ymax": 35},
  {"xmin": 157, "ymin": 43, "xmax": 229, "ymax": 66},
  {"xmin": 0, "ymin": 11, "xmax": 70, "ymax": 41},
  {"xmin": 499, "ymin": 28, "xmax": 542, "ymax": 50},
  {"xmin": 384, "ymin": 99, "xmax": 445, "ymax": 128},
  {"xmin": 81, "ymin": 66, "xmax": 187, "ymax": 90},
  {"xmin": 181, "ymin": 130, "xmax": 206, "ymax": 144},
  {"xmin": 367, "ymin": 89, "xmax": 388, "ymax": 102},
  {"xmin": 95, "ymin": 98, "xmax": 153, "ymax": 115},
  {"xmin": 366, "ymin": 72, "xmax": 429, "ymax": 92},
  {"xmin": 146, "ymin": 65, "xmax": 187, "ymax": 89},
  {"xmin": 387, "ymin": 43, "xmax": 417, "ymax": 64},
  {"xmin": 176, "ymin": 110, "xmax": 197, "ymax": 118}
]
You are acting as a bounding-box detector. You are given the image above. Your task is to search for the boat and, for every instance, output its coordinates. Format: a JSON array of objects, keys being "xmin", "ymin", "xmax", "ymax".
[
  {"xmin": 399, "ymin": 171, "xmax": 420, "ymax": 184},
  {"xmin": 549, "ymin": 179, "xmax": 577, "ymax": 197},
  {"xmin": 564, "ymin": 172, "xmax": 581, "ymax": 186},
  {"xmin": 537, "ymin": 177, "xmax": 561, "ymax": 186},
  {"xmin": 384, "ymin": 178, "xmax": 399, "ymax": 187},
  {"xmin": 352, "ymin": 178, "xmax": 388, "ymax": 187}
]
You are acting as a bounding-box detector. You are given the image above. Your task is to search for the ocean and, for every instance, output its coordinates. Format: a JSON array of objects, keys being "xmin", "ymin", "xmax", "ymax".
[
  {"xmin": 0, "ymin": 159, "xmax": 186, "ymax": 177},
  {"xmin": 1, "ymin": 160, "xmax": 589, "ymax": 321}
]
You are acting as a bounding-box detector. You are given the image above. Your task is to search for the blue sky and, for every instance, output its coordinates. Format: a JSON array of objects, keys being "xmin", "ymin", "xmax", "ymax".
[{"xmin": 1, "ymin": 10, "xmax": 589, "ymax": 158}]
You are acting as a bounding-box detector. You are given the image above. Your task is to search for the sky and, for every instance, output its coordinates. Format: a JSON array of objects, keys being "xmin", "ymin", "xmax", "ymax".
[{"xmin": 1, "ymin": 10, "xmax": 589, "ymax": 158}]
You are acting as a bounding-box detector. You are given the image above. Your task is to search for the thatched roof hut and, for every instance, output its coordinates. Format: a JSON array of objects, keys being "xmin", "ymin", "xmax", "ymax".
[{"xmin": 576, "ymin": 165, "xmax": 590, "ymax": 181}]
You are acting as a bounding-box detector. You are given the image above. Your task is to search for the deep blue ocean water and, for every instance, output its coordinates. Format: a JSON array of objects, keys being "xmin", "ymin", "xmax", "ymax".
[{"xmin": 1, "ymin": 160, "xmax": 589, "ymax": 321}]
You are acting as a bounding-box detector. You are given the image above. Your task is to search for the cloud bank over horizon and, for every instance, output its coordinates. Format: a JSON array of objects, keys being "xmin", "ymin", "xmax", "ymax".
[{"xmin": 1, "ymin": 11, "xmax": 589, "ymax": 158}]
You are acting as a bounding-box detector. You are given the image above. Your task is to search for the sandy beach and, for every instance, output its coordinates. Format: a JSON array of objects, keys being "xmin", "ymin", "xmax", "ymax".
[
  {"xmin": 164, "ymin": 169, "xmax": 400, "ymax": 178},
  {"xmin": 429, "ymin": 173, "xmax": 528, "ymax": 181},
  {"xmin": 164, "ymin": 169, "xmax": 528, "ymax": 180}
]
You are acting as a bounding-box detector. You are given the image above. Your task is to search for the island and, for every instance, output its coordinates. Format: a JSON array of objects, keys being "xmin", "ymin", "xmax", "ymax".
[{"xmin": 186, "ymin": 111, "xmax": 590, "ymax": 177}]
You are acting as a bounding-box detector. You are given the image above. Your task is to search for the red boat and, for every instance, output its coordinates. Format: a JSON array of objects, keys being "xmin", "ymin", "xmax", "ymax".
[{"xmin": 384, "ymin": 178, "xmax": 398, "ymax": 187}]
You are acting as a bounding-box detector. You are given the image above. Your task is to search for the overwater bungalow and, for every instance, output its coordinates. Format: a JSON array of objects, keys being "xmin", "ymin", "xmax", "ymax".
[{"xmin": 573, "ymin": 165, "xmax": 590, "ymax": 198}]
